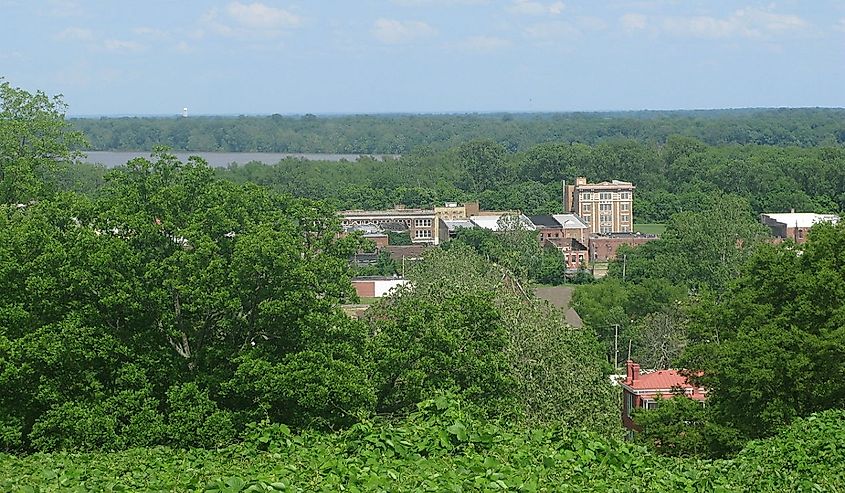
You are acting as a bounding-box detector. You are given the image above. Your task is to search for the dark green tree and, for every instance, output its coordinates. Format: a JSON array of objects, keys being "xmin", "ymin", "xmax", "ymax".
[{"xmin": 683, "ymin": 221, "xmax": 845, "ymax": 440}]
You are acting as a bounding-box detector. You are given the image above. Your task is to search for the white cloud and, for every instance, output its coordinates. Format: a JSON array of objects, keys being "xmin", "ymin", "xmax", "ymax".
[
  {"xmin": 508, "ymin": 0, "xmax": 564, "ymax": 16},
  {"xmin": 522, "ymin": 15, "xmax": 604, "ymax": 43},
  {"xmin": 459, "ymin": 35, "xmax": 512, "ymax": 51},
  {"xmin": 198, "ymin": 2, "xmax": 301, "ymax": 39},
  {"xmin": 0, "ymin": 50, "xmax": 24, "ymax": 61},
  {"xmin": 662, "ymin": 8, "xmax": 807, "ymax": 39},
  {"xmin": 40, "ymin": 0, "xmax": 83, "ymax": 17},
  {"xmin": 132, "ymin": 27, "xmax": 170, "ymax": 40},
  {"xmin": 101, "ymin": 39, "xmax": 145, "ymax": 53},
  {"xmin": 621, "ymin": 13, "xmax": 647, "ymax": 31},
  {"xmin": 174, "ymin": 41, "xmax": 194, "ymax": 54},
  {"xmin": 390, "ymin": 0, "xmax": 488, "ymax": 7},
  {"xmin": 56, "ymin": 26, "xmax": 93, "ymax": 41},
  {"xmin": 524, "ymin": 20, "xmax": 579, "ymax": 41},
  {"xmin": 226, "ymin": 2, "xmax": 300, "ymax": 30},
  {"xmin": 576, "ymin": 16, "xmax": 607, "ymax": 31},
  {"xmin": 372, "ymin": 18, "xmax": 436, "ymax": 44},
  {"xmin": 391, "ymin": 0, "xmax": 488, "ymax": 5}
]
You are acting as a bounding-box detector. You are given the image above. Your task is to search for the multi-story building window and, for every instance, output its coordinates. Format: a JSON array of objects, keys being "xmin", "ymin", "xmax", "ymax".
[
  {"xmin": 600, "ymin": 225, "xmax": 612, "ymax": 233},
  {"xmin": 567, "ymin": 177, "xmax": 635, "ymax": 234},
  {"xmin": 414, "ymin": 229, "xmax": 432, "ymax": 239},
  {"xmin": 414, "ymin": 218, "xmax": 432, "ymax": 227},
  {"xmin": 621, "ymin": 214, "xmax": 630, "ymax": 223}
]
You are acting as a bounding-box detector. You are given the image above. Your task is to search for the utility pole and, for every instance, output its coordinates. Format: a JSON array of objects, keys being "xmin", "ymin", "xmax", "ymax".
[
  {"xmin": 613, "ymin": 324, "xmax": 620, "ymax": 371},
  {"xmin": 622, "ymin": 254, "xmax": 627, "ymax": 282},
  {"xmin": 561, "ymin": 179, "xmax": 566, "ymax": 212}
]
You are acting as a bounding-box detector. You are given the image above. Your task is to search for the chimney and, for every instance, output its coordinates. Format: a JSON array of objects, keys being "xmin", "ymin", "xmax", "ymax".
[
  {"xmin": 464, "ymin": 201, "xmax": 480, "ymax": 217},
  {"xmin": 626, "ymin": 360, "xmax": 640, "ymax": 383},
  {"xmin": 575, "ymin": 176, "xmax": 587, "ymax": 186}
]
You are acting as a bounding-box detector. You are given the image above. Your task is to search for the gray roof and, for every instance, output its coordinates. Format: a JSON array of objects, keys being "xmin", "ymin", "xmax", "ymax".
[
  {"xmin": 528, "ymin": 215, "xmax": 560, "ymax": 228},
  {"xmin": 443, "ymin": 219, "xmax": 477, "ymax": 231},
  {"xmin": 551, "ymin": 213, "xmax": 590, "ymax": 229},
  {"xmin": 469, "ymin": 214, "xmax": 535, "ymax": 231}
]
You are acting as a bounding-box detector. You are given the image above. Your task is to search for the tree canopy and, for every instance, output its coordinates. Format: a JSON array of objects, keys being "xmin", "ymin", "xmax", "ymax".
[{"xmin": 0, "ymin": 80, "xmax": 86, "ymax": 204}]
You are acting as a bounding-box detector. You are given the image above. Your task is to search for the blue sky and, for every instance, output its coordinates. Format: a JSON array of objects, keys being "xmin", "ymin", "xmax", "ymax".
[{"xmin": 2, "ymin": 0, "xmax": 843, "ymax": 115}]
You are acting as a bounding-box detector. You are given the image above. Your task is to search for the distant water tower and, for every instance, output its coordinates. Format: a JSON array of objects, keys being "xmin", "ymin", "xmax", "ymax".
[{"xmin": 182, "ymin": 107, "xmax": 188, "ymax": 118}]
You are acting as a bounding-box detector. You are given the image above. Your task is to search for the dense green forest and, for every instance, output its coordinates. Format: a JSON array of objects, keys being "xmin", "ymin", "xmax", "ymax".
[
  {"xmin": 72, "ymin": 108, "xmax": 845, "ymax": 153},
  {"xmin": 4, "ymin": 81, "xmax": 845, "ymax": 489},
  {"xmin": 210, "ymin": 139, "xmax": 845, "ymax": 223},
  {"xmin": 69, "ymin": 111, "xmax": 845, "ymax": 223}
]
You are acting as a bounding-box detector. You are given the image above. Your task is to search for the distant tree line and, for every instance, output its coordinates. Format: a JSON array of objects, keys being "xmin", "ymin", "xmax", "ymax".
[
  {"xmin": 72, "ymin": 108, "xmax": 845, "ymax": 154},
  {"xmin": 195, "ymin": 137, "xmax": 845, "ymax": 224}
]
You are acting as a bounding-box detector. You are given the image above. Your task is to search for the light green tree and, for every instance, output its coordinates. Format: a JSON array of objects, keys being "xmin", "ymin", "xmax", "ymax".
[{"xmin": 0, "ymin": 80, "xmax": 86, "ymax": 204}]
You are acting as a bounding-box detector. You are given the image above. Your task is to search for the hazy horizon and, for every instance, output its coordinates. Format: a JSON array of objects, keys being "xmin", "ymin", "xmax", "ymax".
[{"xmin": 67, "ymin": 106, "xmax": 845, "ymax": 119}]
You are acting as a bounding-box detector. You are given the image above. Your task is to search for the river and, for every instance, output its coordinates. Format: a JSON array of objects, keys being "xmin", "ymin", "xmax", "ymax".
[{"xmin": 82, "ymin": 151, "xmax": 399, "ymax": 168}]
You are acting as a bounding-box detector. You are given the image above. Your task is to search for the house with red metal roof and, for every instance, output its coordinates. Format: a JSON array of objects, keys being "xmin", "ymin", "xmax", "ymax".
[{"xmin": 620, "ymin": 360, "xmax": 706, "ymax": 433}]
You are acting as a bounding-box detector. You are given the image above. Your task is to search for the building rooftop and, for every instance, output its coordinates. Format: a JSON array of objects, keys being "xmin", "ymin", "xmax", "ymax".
[
  {"xmin": 341, "ymin": 208, "xmax": 434, "ymax": 217},
  {"xmin": 590, "ymin": 232, "xmax": 658, "ymax": 239},
  {"xmin": 352, "ymin": 276, "xmax": 406, "ymax": 281},
  {"xmin": 621, "ymin": 360, "xmax": 706, "ymax": 400},
  {"xmin": 576, "ymin": 179, "xmax": 635, "ymax": 190},
  {"xmin": 762, "ymin": 212, "xmax": 839, "ymax": 229},
  {"xmin": 544, "ymin": 237, "xmax": 588, "ymax": 250},
  {"xmin": 442, "ymin": 219, "xmax": 477, "ymax": 231},
  {"xmin": 527, "ymin": 215, "xmax": 561, "ymax": 228},
  {"xmin": 551, "ymin": 213, "xmax": 590, "ymax": 230},
  {"xmin": 383, "ymin": 245, "xmax": 428, "ymax": 261},
  {"xmin": 345, "ymin": 223, "xmax": 383, "ymax": 234},
  {"xmin": 469, "ymin": 214, "xmax": 535, "ymax": 232}
]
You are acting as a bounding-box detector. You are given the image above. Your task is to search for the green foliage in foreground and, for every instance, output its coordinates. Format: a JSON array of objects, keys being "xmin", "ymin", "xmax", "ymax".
[{"xmin": 1, "ymin": 401, "xmax": 843, "ymax": 492}]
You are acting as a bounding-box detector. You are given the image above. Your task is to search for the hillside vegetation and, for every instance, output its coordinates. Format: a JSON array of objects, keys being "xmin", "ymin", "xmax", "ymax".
[{"xmin": 2, "ymin": 403, "xmax": 843, "ymax": 491}]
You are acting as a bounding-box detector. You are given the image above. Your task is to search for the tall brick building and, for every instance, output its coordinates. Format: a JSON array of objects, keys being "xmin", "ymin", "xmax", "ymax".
[{"xmin": 565, "ymin": 177, "xmax": 635, "ymax": 234}]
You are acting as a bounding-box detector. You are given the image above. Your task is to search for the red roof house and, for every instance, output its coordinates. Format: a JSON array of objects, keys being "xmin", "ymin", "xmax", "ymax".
[{"xmin": 620, "ymin": 360, "xmax": 706, "ymax": 432}]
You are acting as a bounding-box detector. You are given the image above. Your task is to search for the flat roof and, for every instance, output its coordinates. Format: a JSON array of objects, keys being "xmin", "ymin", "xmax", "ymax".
[
  {"xmin": 762, "ymin": 213, "xmax": 839, "ymax": 228},
  {"xmin": 590, "ymin": 232, "xmax": 658, "ymax": 239},
  {"xmin": 551, "ymin": 213, "xmax": 590, "ymax": 229},
  {"xmin": 469, "ymin": 214, "xmax": 535, "ymax": 232},
  {"xmin": 442, "ymin": 219, "xmax": 476, "ymax": 231},
  {"xmin": 576, "ymin": 180, "xmax": 635, "ymax": 190},
  {"xmin": 341, "ymin": 209, "xmax": 434, "ymax": 217},
  {"xmin": 528, "ymin": 215, "xmax": 560, "ymax": 227}
]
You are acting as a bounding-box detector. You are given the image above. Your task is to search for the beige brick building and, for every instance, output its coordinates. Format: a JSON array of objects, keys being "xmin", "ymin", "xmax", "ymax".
[{"xmin": 565, "ymin": 177, "xmax": 635, "ymax": 234}]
